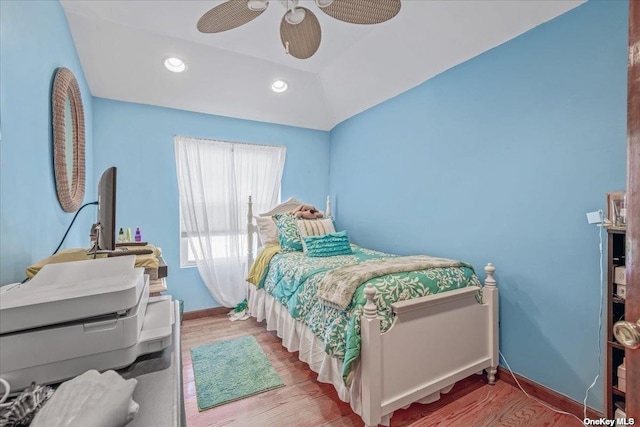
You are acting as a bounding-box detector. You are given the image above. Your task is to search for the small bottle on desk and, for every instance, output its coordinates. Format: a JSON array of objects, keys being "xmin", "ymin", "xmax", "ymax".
[{"xmin": 135, "ymin": 227, "xmax": 142, "ymax": 242}]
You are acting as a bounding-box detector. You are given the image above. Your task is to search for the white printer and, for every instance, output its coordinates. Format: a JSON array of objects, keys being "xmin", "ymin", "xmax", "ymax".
[{"xmin": 0, "ymin": 256, "xmax": 174, "ymax": 391}]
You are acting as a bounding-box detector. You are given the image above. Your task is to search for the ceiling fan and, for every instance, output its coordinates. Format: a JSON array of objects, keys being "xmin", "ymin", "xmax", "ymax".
[{"xmin": 197, "ymin": 0, "xmax": 401, "ymax": 59}]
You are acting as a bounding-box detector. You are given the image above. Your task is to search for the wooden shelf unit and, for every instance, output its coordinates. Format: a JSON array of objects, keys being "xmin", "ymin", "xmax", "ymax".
[{"xmin": 605, "ymin": 227, "xmax": 626, "ymax": 418}]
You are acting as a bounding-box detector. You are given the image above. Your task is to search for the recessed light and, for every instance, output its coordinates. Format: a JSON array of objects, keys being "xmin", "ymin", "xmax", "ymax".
[
  {"xmin": 271, "ymin": 80, "xmax": 288, "ymax": 93},
  {"xmin": 164, "ymin": 57, "xmax": 186, "ymax": 73}
]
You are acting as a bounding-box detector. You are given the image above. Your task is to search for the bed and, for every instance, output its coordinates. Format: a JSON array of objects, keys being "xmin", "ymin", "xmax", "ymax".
[{"xmin": 246, "ymin": 197, "xmax": 498, "ymax": 427}]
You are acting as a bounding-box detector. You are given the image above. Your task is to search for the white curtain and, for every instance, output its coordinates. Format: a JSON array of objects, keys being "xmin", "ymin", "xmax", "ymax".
[{"xmin": 174, "ymin": 136, "xmax": 286, "ymax": 307}]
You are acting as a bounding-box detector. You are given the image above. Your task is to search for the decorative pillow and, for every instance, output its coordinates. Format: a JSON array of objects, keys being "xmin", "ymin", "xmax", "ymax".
[
  {"xmin": 303, "ymin": 231, "xmax": 353, "ymax": 257},
  {"xmin": 254, "ymin": 216, "xmax": 278, "ymax": 245},
  {"xmin": 297, "ymin": 218, "xmax": 336, "ymax": 253},
  {"xmin": 273, "ymin": 213, "xmax": 303, "ymax": 252}
]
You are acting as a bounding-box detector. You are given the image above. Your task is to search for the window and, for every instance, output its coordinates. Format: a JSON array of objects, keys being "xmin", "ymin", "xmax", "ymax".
[
  {"xmin": 175, "ymin": 137, "xmax": 286, "ymax": 268},
  {"xmin": 180, "ymin": 233, "xmax": 250, "ymax": 267}
]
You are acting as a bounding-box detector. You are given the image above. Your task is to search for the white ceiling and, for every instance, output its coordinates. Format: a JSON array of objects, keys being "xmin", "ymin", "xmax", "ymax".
[{"xmin": 61, "ymin": 0, "xmax": 585, "ymax": 131}]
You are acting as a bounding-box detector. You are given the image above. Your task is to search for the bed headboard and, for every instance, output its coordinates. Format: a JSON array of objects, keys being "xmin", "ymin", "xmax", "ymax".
[
  {"xmin": 258, "ymin": 197, "xmax": 303, "ymax": 216},
  {"xmin": 247, "ymin": 196, "xmax": 331, "ymax": 266}
]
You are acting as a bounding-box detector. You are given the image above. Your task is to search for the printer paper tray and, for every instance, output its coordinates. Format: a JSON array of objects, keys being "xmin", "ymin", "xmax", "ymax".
[{"xmin": 0, "ymin": 296, "xmax": 174, "ymax": 392}]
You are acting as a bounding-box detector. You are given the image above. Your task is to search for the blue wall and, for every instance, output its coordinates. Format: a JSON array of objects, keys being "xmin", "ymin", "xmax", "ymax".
[
  {"xmin": 92, "ymin": 98, "xmax": 330, "ymax": 312},
  {"xmin": 0, "ymin": 1, "xmax": 94, "ymax": 285},
  {"xmin": 329, "ymin": 1, "xmax": 627, "ymax": 411},
  {"xmin": 0, "ymin": 0, "xmax": 628, "ymax": 412}
]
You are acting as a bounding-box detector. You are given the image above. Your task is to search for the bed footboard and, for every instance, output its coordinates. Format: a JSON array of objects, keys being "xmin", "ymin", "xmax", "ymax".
[{"xmin": 360, "ymin": 264, "xmax": 499, "ymax": 427}]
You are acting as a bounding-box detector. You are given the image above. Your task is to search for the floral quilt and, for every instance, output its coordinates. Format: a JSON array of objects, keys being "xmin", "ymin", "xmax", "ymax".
[{"xmin": 260, "ymin": 245, "xmax": 482, "ymax": 382}]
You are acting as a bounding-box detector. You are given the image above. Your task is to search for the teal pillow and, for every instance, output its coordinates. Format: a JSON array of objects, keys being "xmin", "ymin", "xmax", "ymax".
[
  {"xmin": 273, "ymin": 213, "xmax": 303, "ymax": 252},
  {"xmin": 303, "ymin": 231, "xmax": 353, "ymax": 257}
]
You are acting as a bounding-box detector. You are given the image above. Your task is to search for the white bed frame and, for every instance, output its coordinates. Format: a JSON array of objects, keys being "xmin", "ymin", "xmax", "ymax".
[{"xmin": 247, "ymin": 196, "xmax": 498, "ymax": 427}]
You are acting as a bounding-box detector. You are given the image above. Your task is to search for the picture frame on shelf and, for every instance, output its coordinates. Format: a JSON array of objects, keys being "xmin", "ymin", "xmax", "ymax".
[{"xmin": 606, "ymin": 191, "xmax": 626, "ymax": 228}]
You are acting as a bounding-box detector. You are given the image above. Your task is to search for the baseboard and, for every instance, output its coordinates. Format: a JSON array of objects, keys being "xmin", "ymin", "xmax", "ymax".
[
  {"xmin": 498, "ymin": 367, "xmax": 602, "ymax": 420},
  {"xmin": 180, "ymin": 311, "xmax": 601, "ymax": 420},
  {"xmin": 183, "ymin": 306, "xmax": 229, "ymax": 320}
]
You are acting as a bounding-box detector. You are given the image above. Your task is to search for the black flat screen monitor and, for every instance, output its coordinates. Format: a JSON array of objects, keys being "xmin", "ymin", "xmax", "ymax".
[{"xmin": 96, "ymin": 166, "xmax": 117, "ymax": 251}]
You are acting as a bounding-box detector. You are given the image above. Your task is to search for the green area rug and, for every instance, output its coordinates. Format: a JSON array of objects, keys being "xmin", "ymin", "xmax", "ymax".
[{"xmin": 191, "ymin": 335, "xmax": 284, "ymax": 411}]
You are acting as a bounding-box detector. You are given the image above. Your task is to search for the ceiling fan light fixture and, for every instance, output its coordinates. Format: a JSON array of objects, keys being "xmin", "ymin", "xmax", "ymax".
[
  {"xmin": 271, "ymin": 80, "xmax": 288, "ymax": 93},
  {"xmin": 315, "ymin": 0, "xmax": 334, "ymax": 8},
  {"xmin": 164, "ymin": 57, "xmax": 186, "ymax": 73},
  {"xmin": 198, "ymin": 0, "xmax": 400, "ymax": 59},
  {"xmin": 279, "ymin": 0, "xmax": 299, "ymax": 9},
  {"xmin": 247, "ymin": 0, "xmax": 268, "ymax": 12},
  {"xmin": 284, "ymin": 8, "xmax": 306, "ymax": 25}
]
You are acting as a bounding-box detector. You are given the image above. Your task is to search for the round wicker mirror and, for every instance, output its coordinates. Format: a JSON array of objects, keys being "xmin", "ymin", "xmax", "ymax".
[{"xmin": 52, "ymin": 67, "xmax": 85, "ymax": 212}]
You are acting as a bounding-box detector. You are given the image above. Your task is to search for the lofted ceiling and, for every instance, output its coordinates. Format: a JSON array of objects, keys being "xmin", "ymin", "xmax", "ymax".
[{"xmin": 61, "ymin": 0, "xmax": 585, "ymax": 131}]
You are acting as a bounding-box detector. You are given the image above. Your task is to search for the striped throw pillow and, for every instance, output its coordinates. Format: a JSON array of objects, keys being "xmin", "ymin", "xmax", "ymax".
[
  {"xmin": 303, "ymin": 231, "xmax": 353, "ymax": 257},
  {"xmin": 297, "ymin": 218, "xmax": 335, "ymax": 253}
]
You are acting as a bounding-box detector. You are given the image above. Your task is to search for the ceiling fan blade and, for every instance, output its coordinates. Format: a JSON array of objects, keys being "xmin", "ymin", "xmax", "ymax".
[
  {"xmin": 197, "ymin": 1, "xmax": 267, "ymax": 33},
  {"xmin": 280, "ymin": 8, "xmax": 321, "ymax": 59},
  {"xmin": 317, "ymin": 0, "xmax": 400, "ymax": 25}
]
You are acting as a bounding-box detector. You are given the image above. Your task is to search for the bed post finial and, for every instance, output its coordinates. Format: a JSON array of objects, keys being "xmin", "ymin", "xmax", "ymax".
[
  {"xmin": 363, "ymin": 285, "xmax": 378, "ymax": 319},
  {"xmin": 484, "ymin": 263, "xmax": 496, "ymax": 289}
]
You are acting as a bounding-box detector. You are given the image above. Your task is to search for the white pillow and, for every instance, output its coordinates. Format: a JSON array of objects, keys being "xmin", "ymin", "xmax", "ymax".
[
  {"xmin": 297, "ymin": 218, "xmax": 335, "ymax": 253},
  {"xmin": 255, "ymin": 216, "xmax": 279, "ymax": 245}
]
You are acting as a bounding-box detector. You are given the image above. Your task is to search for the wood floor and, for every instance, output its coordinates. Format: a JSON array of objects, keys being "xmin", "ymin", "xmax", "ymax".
[{"xmin": 181, "ymin": 314, "xmax": 583, "ymax": 427}]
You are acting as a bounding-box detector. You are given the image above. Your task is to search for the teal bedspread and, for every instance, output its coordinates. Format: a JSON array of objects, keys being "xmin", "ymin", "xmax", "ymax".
[{"xmin": 260, "ymin": 245, "xmax": 481, "ymax": 382}]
